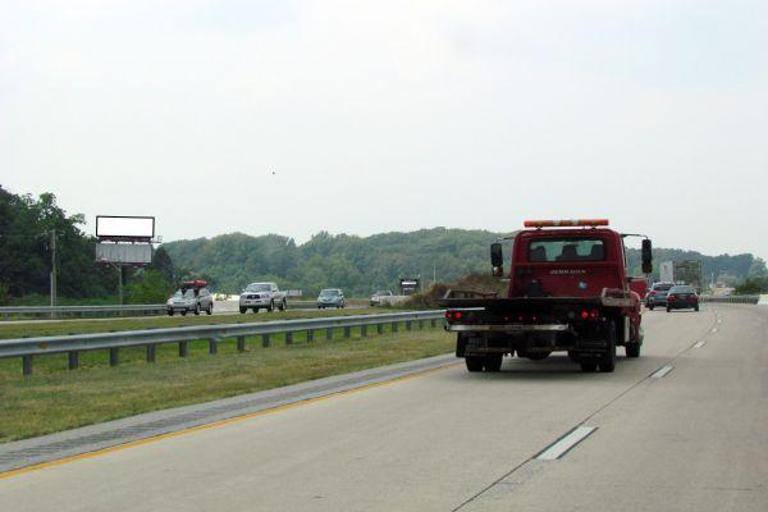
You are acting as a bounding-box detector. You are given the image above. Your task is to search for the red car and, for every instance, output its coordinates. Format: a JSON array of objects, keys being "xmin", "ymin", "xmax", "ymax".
[{"xmin": 666, "ymin": 285, "xmax": 699, "ymax": 312}]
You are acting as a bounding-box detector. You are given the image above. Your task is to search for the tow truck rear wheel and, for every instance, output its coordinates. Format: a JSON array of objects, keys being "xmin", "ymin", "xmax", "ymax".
[
  {"xmin": 598, "ymin": 321, "xmax": 617, "ymax": 373},
  {"xmin": 580, "ymin": 362, "xmax": 598, "ymax": 372},
  {"xmin": 465, "ymin": 357, "xmax": 484, "ymax": 372},
  {"xmin": 484, "ymin": 354, "xmax": 503, "ymax": 372}
]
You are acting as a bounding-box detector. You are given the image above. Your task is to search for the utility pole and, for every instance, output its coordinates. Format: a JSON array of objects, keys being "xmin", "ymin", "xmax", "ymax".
[{"xmin": 50, "ymin": 229, "xmax": 57, "ymax": 307}]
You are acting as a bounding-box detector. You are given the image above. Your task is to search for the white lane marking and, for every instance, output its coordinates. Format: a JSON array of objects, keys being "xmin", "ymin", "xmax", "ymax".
[
  {"xmin": 693, "ymin": 341, "xmax": 706, "ymax": 349},
  {"xmin": 717, "ymin": 319, "xmax": 722, "ymax": 324},
  {"xmin": 711, "ymin": 328, "xmax": 718, "ymax": 334},
  {"xmin": 536, "ymin": 426, "xmax": 597, "ymax": 460},
  {"xmin": 651, "ymin": 365, "xmax": 674, "ymax": 379}
]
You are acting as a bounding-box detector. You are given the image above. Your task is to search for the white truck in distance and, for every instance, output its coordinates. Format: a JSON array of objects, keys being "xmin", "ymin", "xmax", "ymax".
[{"xmin": 239, "ymin": 282, "xmax": 287, "ymax": 313}]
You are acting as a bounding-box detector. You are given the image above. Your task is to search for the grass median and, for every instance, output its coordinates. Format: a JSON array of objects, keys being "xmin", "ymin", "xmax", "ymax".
[
  {"xmin": 0, "ymin": 323, "xmax": 454, "ymax": 443},
  {"xmin": 0, "ymin": 307, "xmax": 393, "ymax": 340}
]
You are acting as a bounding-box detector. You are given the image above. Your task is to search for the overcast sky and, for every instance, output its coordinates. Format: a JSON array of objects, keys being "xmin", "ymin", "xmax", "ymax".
[{"xmin": 2, "ymin": 0, "xmax": 766, "ymax": 257}]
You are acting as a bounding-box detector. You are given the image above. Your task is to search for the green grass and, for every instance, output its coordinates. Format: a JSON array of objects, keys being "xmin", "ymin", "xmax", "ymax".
[
  {"xmin": 0, "ymin": 323, "xmax": 454, "ymax": 443},
  {"xmin": 0, "ymin": 307, "xmax": 393, "ymax": 340}
]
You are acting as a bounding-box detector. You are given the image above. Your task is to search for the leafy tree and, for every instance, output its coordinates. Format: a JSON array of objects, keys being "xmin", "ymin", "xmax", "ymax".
[
  {"xmin": 735, "ymin": 277, "xmax": 768, "ymax": 295},
  {"xmin": 125, "ymin": 270, "xmax": 174, "ymax": 304}
]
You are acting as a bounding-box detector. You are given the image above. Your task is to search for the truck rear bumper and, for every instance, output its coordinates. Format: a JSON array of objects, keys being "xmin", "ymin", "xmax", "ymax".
[{"xmin": 447, "ymin": 323, "xmax": 569, "ymax": 333}]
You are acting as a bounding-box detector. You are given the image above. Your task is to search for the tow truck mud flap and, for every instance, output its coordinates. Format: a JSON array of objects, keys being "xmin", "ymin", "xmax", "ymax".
[{"xmin": 456, "ymin": 333, "xmax": 481, "ymax": 357}]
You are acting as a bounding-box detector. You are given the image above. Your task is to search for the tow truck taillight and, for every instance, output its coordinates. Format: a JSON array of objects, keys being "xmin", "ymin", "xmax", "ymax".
[
  {"xmin": 579, "ymin": 309, "xmax": 601, "ymax": 321},
  {"xmin": 445, "ymin": 310, "xmax": 463, "ymax": 322}
]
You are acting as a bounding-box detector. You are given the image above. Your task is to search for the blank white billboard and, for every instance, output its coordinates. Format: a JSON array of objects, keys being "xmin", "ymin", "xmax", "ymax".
[
  {"xmin": 96, "ymin": 216, "xmax": 155, "ymax": 239},
  {"xmin": 659, "ymin": 261, "xmax": 674, "ymax": 283}
]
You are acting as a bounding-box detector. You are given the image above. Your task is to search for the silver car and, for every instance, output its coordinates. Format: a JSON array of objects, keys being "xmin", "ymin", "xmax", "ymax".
[
  {"xmin": 166, "ymin": 286, "xmax": 213, "ymax": 316},
  {"xmin": 317, "ymin": 288, "xmax": 345, "ymax": 309}
]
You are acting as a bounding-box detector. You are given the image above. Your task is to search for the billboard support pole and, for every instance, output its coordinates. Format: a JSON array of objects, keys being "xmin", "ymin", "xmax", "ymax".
[{"xmin": 118, "ymin": 264, "xmax": 123, "ymax": 305}]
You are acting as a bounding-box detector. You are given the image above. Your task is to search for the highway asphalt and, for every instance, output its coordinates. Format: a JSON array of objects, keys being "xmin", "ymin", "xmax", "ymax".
[{"xmin": 0, "ymin": 304, "xmax": 765, "ymax": 511}]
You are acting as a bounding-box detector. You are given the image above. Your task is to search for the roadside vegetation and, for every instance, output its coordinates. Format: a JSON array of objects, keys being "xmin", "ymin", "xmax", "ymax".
[
  {"xmin": 735, "ymin": 276, "xmax": 768, "ymax": 295},
  {"xmin": 0, "ymin": 186, "xmax": 180, "ymax": 306},
  {"xmin": 0, "ymin": 325, "xmax": 454, "ymax": 443}
]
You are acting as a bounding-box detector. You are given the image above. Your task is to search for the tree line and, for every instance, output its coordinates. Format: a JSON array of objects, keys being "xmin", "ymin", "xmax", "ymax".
[
  {"xmin": 2, "ymin": 186, "xmax": 766, "ymax": 303},
  {"xmin": 0, "ymin": 186, "xmax": 177, "ymax": 305},
  {"xmin": 163, "ymin": 230, "xmax": 768, "ymax": 296}
]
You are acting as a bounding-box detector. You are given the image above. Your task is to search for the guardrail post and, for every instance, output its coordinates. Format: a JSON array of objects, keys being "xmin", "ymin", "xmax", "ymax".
[
  {"xmin": 326, "ymin": 327, "xmax": 333, "ymax": 341},
  {"xmin": 377, "ymin": 324, "xmax": 384, "ymax": 335},
  {"xmin": 405, "ymin": 320, "xmax": 412, "ymax": 331},
  {"xmin": 262, "ymin": 334, "xmax": 271, "ymax": 348},
  {"xmin": 361, "ymin": 325, "xmax": 367, "ymax": 337},
  {"xmin": 237, "ymin": 336, "xmax": 246, "ymax": 352},
  {"xmin": 344, "ymin": 326, "xmax": 351, "ymax": 338},
  {"xmin": 418, "ymin": 319, "xmax": 424, "ymax": 329},
  {"xmin": 109, "ymin": 347, "xmax": 119, "ymax": 367},
  {"xmin": 22, "ymin": 355, "xmax": 33, "ymax": 376},
  {"xmin": 430, "ymin": 319, "xmax": 437, "ymax": 328},
  {"xmin": 209, "ymin": 338, "xmax": 218, "ymax": 355},
  {"xmin": 307, "ymin": 329, "xmax": 314, "ymax": 342},
  {"xmin": 392, "ymin": 321, "xmax": 399, "ymax": 333},
  {"xmin": 179, "ymin": 341, "xmax": 189, "ymax": 358},
  {"xmin": 68, "ymin": 351, "xmax": 80, "ymax": 370},
  {"xmin": 146, "ymin": 344, "xmax": 156, "ymax": 363},
  {"xmin": 285, "ymin": 332, "xmax": 293, "ymax": 345}
]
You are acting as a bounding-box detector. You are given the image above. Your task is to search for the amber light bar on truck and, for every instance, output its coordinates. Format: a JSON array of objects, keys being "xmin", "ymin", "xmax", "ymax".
[{"xmin": 524, "ymin": 219, "xmax": 609, "ymax": 228}]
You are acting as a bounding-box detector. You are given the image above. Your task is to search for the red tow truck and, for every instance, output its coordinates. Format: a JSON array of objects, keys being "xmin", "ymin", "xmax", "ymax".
[{"xmin": 439, "ymin": 219, "xmax": 653, "ymax": 373}]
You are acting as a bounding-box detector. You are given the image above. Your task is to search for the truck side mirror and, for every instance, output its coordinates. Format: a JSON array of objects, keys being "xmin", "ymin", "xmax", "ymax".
[
  {"xmin": 491, "ymin": 243, "xmax": 504, "ymax": 277},
  {"xmin": 641, "ymin": 239, "xmax": 653, "ymax": 274}
]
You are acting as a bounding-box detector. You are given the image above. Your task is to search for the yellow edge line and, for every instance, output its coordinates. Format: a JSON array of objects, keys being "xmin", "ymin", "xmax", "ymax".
[{"xmin": 0, "ymin": 362, "xmax": 458, "ymax": 481}]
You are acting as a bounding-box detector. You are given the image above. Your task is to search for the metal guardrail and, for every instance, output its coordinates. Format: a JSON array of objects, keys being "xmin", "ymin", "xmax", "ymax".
[
  {"xmin": 0, "ymin": 310, "xmax": 446, "ymax": 375},
  {"xmin": 699, "ymin": 295, "xmax": 760, "ymax": 304},
  {"xmin": 0, "ymin": 304, "xmax": 166, "ymax": 320}
]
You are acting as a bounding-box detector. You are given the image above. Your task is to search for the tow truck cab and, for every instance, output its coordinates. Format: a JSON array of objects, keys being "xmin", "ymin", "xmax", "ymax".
[{"xmin": 441, "ymin": 219, "xmax": 653, "ymax": 373}]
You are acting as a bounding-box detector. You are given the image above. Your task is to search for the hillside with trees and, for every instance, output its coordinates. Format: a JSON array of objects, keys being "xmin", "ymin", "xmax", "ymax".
[
  {"xmin": 3, "ymin": 185, "xmax": 766, "ymax": 303},
  {"xmin": 0, "ymin": 186, "xmax": 177, "ymax": 305},
  {"xmin": 163, "ymin": 230, "xmax": 768, "ymax": 296}
]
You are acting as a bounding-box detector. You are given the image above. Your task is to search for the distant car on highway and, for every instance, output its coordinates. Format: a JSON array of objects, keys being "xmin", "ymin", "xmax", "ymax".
[
  {"xmin": 166, "ymin": 280, "xmax": 213, "ymax": 316},
  {"xmin": 370, "ymin": 290, "xmax": 394, "ymax": 307},
  {"xmin": 645, "ymin": 282, "xmax": 674, "ymax": 310},
  {"xmin": 239, "ymin": 282, "xmax": 287, "ymax": 313},
  {"xmin": 317, "ymin": 288, "xmax": 345, "ymax": 309},
  {"xmin": 666, "ymin": 285, "xmax": 699, "ymax": 312}
]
